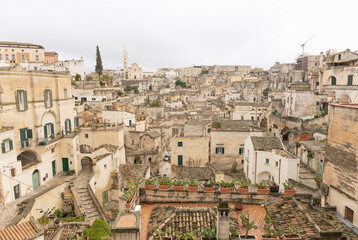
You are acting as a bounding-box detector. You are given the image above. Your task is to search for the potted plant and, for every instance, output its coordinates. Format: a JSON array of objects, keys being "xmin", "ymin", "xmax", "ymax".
[
  {"xmin": 174, "ymin": 229, "xmax": 198, "ymax": 240},
  {"xmin": 264, "ymin": 211, "xmax": 275, "ymax": 229},
  {"xmin": 283, "ymin": 223, "xmax": 301, "ymax": 240},
  {"xmin": 56, "ymin": 131, "xmax": 61, "ymax": 135},
  {"xmin": 237, "ymin": 178, "xmax": 251, "ymax": 193},
  {"xmin": 230, "ymin": 227, "xmax": 239, "ymax": 240},
  {"xmin": 218, "ymin": 180, "xmax": 235, "ymax": 193},
  {"xmin": 173, "ymin": 179, "xmax": 186, "ymax": 191},
  {"xmin": 145, "ymin": 178, "xmax": 157, "ymax": 190},
  {"xmin": 124, "ymin": 188, "xmax": 135, "ymax": 209},
  {"xmin": 188, "ymin": 178, "xmax": 199, "ymax": 191},
  {"xmin": 50, "ymin": 134, "xmax": 55, "ymax": 139},
  {"xmin": 158, "ymin": 177, "xmax": 171, "ymax": 190},
  {"xmin": 203, "ymin": 179, "xmax": 216, "ymax": 192},
  {"xmin": 153, "ymin": 226, "xmax": 172, "ymax": 240},
  {"xmin": 255, "ymin": 181, "xmax": 269, "ymax": 194},
  {"xmin": 200, "ymin": 226, "xmax": 217, "ymax": 240},
  {"xmin": 262, "ymin": 226, "xmax": 284, "ymax": 240},
  {"xmin": 239, "ymin": 211, "xmax": 258, "ymax": 239},
  {"xmin": 283, "ymin": 180, "xmax": 301, "ymax": 195}
]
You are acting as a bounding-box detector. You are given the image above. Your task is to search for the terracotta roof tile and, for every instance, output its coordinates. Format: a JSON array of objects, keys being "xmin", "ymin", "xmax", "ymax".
[{"xmin": 0, "ymin": 221, "xmax": 38, "ymax": 240}]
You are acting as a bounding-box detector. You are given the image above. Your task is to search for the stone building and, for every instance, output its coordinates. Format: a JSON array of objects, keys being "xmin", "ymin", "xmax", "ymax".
[
  {"xmin": 244, "ymin": 136, "xmax": 300, "ymax": 191},
  {"xmin": 0, "ymin": 41, "xmax": 45, "ymax": 64},
  {"xmin": 232, "ymin": 102, "xmax": 269, "ymax": 121},
  {"xmin": 322, "ymin": 103, "xmax": 358, "ymax": 228},
  {"xmin": 0, "ymin": 66, "xmax": 77, "ymax": 204},
  {"xmin": 210, "ymin": 120, "xmax": 264, "ymax": 171}
]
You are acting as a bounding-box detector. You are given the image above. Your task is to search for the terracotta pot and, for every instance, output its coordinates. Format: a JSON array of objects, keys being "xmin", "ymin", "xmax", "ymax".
[
  {"xmin": 203, "ymin": 187, "xmax": 215, "ymax": 192},
  {"xmin": 159, "ymin": 185, "xmax": 170, "ymax": 190},
  {"xmin": 145, "ymin": 185, "xmax": 155, "ymax": 190},
  {"xmin": 220, "ymin": 187, "xmax": 231, "ymax": 193},
  {"xmin": 283, "ymin": 234, "xmax": 301, "ymax": 240},
  {"xmin": 173, "ymin": 186, "xmax": 184, "ymax": 191},
  {"xmin": 237, "ymin": 187, "xmax": 249, "ymax": 193},
  {"xmin": 284, "ymin": 188, "xmax": 296, "ymax": 195},
  {"xmin": 239, "ymin": 235, "xmax": 256, "ymax": 239},
  {"xmin": 261, "ymin": 236, "xmax": 278, "ymax": 240},
  {"xmin": 125, "ymin": 202, "xmax": 131, "ymax": 209},
  {"xmin": 235, "ymin": 203, "xmax": 244, "ymax": 211},
  {"xmin": 188, "ymin": 186, "xmax": 199, "ymax": 191},
  {"xmin": 257, "ymin": 188, "xmax": 269, "ymax": 194}
]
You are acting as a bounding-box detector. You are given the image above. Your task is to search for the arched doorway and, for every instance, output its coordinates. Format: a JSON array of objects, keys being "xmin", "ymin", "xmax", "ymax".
[
  {"xmin": 339, "ymin": 93, "xmax": 351, "ymax": 103},
  {"xmin": 81, "ymin": 157, "xmax": 93, "ymax": 171},
  {"xmin": 18, "ymin": 150, "xmax": 38, "ymax": 170},
  {"xmin": 32, "ymin": 170, "xmax": 40, "ymax": 190}
]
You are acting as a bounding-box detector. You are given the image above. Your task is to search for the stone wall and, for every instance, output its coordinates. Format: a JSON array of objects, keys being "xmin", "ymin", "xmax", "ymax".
[
  {"xmin": 303, "ymin": 114, "xmax": 329, "ymax": 135},
  {"xmin": 323, "ymin": 104, "xmax": 358, "ymax": 227}
]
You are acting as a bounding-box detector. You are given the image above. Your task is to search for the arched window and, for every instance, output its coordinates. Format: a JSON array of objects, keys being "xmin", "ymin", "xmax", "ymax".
[{"xmin": 331, "ymin": 76, "xmax": 337, "ymax": 85}]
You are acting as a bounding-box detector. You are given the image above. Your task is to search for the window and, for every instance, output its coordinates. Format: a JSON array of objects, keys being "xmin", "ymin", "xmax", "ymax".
[
  {"xmin": 44, "ymin": 89, "xmax": 52, "ymax": 108},
  {"xmin": 102, "ymin": 190, "xmax": 108, "ymax": 204},
  {"xmin": 316, "ymin": 102, "xmax": 320, "ymax": 106},
  {"xmin": 251, "ymin": 116, "xmax": 254, "ymax": 120},
  {"xmin": 241, "ymin": 116, "xmax": 244, "ymax": 120},
  {"xmin": 216, "ymin": 147, "xmax": 225, "ymax": 154},
  {"xmin": 35, "ymin": 55, "xmax": 39, "ymax": 61},
  {"xmin": 266, "ymin": 159, "xmax": 269, "ymax": 164},
  {"xmin": 16, "ymin": 90, "xmax": 27, "ymax": 111},
  {"xmin": 0, "ymin": 54, "xmax": 2, "ymax": 60},
  {"xmin": 276, "ymin": 161, "xmax": 279, "ymax": 167},
  {"xmin": 44, "ymin": 123, "xmax": 54, "ymax": 138},
  {"xmin": 239, "ymin": 148, "xmax": 244, "ymax": 155},
  {"xmin": 338, "ymin": 54, "xmax": 341, "ymax": 60},
  {"xmin": 14, "ymin": 184, "xmax": 20, "ymax": 200},
  {"xmin": 132, "ymin": 140, "xmax": 134, "ymax": 145},
  {"xmin": 63, "ymin": 89, "xmax": 67, "ymax": 99},
  {"xmin": 20, "ymin": 128, "xmax": 32, "ymax": 148},
  {"xmin": 178, "ymin": 141, "xmax": 183, "ymax": 147},
  {"xmin": 331, "ymin": 77, "xmax": 336, "ymax": 85},
  {"xmin": 11, "ymin": 54, "xmax": 15, "ymax": 61},
  {"xmin": 241, "ymin": 159, "xmax": 244, "ymax": 164},
  {"xmin": 316, "ymin": 82, "xmax": 319, "ymax": 86},
  {"xmin": 348, "ymin": 75, "xmax": 353, "ymax": 85},
  {"xmin": 65, "ymin": 119, "xmax": 71, "ymax": 134},
  {"xmin": 344, "ymin": 206, "xmax": 354, "ymax": 223},
  {"xmin": 1, "ymin": 139, "xmax": 13, "ymax": 153},
  {"xmin": 74, "ymin": 117, "xmax": 79, "ymax": 128},
  {"xmin": 5, "ymin": 54, "xmax": 9, "ymax": 60},
  {"xmin": 104, "ymin": 164, "xmax": 107, "ymax": 169},
  {"xmin": 148, "ymin": 158, "xmax": 152, "ymax": 162},
  {"xmin": 85, "ymin": 134, "xmax": 89, "ymax": 138},
  {"xmin": 21, "ymin": 55, "xmax": 25, "ymax": 61}
]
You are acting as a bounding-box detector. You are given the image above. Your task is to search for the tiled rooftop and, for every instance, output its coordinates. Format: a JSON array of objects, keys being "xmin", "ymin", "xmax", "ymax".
[
  {"xmin": 0, "ymin": 221, "xmax": 38, "ymax": 240},
  {"xmin": 172, "ymin": 166, "xmax": 215, "ymax": 181},
  {"xmin": 251, "ymin": 136, "xmax": 284, "ymax": 151}
]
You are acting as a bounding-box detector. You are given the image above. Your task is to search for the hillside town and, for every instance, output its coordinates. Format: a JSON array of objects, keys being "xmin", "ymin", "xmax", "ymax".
[{"xmin": 0, "ymin": 38, "xmax": 357, "ymax": 240}]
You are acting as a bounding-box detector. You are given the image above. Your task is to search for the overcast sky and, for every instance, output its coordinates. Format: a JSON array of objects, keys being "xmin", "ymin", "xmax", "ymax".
[{"xmin": 2, "ymin": 0, "xmax": 358, "ymax": 73}]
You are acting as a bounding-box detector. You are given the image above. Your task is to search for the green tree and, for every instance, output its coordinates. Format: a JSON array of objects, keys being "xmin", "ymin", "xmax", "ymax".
[
  {"xmin": 75, "ymin": 73, "xmax": 81, "ymax": 81},
  {"xmin": 83, "ymin": 219, "xmax": 111, "ymax": 239},
  {"xmin": 95, "ymin": 46, "xmax": 103, "ymax": 76}
]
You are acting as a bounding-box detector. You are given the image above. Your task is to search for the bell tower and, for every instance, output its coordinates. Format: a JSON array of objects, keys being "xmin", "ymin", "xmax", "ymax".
[{"xmin": 123, "ymin": 46, "xmax": 128, "ymax": 70}]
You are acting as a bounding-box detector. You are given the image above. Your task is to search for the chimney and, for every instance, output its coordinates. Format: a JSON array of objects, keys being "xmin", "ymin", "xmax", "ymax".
[{"xmin": 217, "ymin": 203, "xmax": 230, "ymax": 240}]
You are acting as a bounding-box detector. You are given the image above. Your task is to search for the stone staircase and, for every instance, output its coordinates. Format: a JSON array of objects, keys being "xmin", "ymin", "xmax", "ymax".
[{"xmin": 70, "ymin": 171, "xmax": 101, "ymax": 222}]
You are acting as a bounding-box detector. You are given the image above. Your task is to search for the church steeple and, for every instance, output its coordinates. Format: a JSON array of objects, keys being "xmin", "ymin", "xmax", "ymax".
[{"xmin": 123, "ymin": 46, "xmax": 128, "ymax": 71}]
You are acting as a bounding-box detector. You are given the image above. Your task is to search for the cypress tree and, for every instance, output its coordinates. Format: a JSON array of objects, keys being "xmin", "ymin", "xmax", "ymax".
[{"xmin": 95, "ymin": 45, "xmax": 103, "ymax": 76}]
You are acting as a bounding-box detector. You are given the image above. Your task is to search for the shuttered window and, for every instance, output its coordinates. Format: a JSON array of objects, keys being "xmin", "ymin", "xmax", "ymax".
[
  {"xmin": 239, "ymin": 148, "xmax": 244, "ymax": 155},
  {"xmin": 216, "ymin": 147, "xmax": 224, "ymax": 154},
  {"xmin": 1, "ymin": 139, "xmax": 13, "ymax": 153},
  {"xmin": 178, "ymin": 141, "xmax": 183, "ymax": 147},
  {"xmin": 16, "ymin": 90, "xmax": 28, "ymax": 111},
  {"xmin": 331, "ymin": 77, "xmax": 336, "ymax": 85},
  {"xmin": 348, "ymin": 75, "xmax": 353, "ymax": 85},
  {"xmin": 44, "ymin": 123, "xmax": 54, "ymax": 138},
  {"xmin": 44, "ymin": 89, "xmax": 52, "ymax": 108},
  {"xmin": 20, "ymin": 128, "xmax": 32, "ymax": 148}
]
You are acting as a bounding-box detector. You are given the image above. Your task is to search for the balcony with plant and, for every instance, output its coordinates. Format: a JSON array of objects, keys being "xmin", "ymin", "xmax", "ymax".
[
  {"xmin": 283, "ymin": 180, "xmax": 301, "ymax": 195},
  {"xmin": 158, "ymin": 177, "xmax": 172, "ymax": 190},
  {"xmin": 237, "ymin": 178, "xmax": 251, "ymax": 193},
  {"xmin": 145, "ymin": 178, "xmax": 157, "ymax": 190},
  {"xmin": 203, "ymin": 179, "xmax": 216, "ymax": 192},
  {"xmin": 173, "ymin": 179, "xmax": 186, "ymax": 191},
  {"xmin": 188, "ymin": 178, "xmax": 199, "ymax": 191},
  {"xmin": 218, "ymin": 180, "xmax": 235, "ymax": 193},
  {"xmin": 255, "ymin": 181, "xmax": 269, "ymax": 194}
]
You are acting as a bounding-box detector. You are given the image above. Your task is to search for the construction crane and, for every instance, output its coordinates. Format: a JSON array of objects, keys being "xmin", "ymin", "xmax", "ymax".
[
  {"xmin": 301, "ymin": 35, "xmax": 314, "ymax": 57},
  {"xmin": 300, "ymin": 35, "xmax": 314, "ymax": 70}
]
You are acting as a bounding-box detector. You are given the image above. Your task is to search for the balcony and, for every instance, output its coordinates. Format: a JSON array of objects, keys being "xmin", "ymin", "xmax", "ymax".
[
  {"xmin": 37, "ymin": 131, "xmax": 80, "ymax": 147},
  {"xmin": 20, "ymin": 139, "xmax": 33, "ymax": 149}
]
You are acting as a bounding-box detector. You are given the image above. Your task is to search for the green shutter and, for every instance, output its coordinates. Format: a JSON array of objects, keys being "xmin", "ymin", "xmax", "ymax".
[
  {"xmin": 239, "ymin": 148, "xmax": 242, "ymax": 154},
  {"xmin": 27, "ymin": 129, "xmax": 33, "ymax": 139},
  {"xmin": 65, "ymin": 121, "xmax": 68, "ymax": 133},
  {"xmin": 222, "ymin": 148, "xmax": 225, "ymax": 154},
  {"xmin": 51, "ymin": 123, "xmax": 54, "ymax": 135},
  {"xmin": 348, "ymin": 75, "xmax": 353, "ymax": 85},
  {"xmin": 1, "ymin": 143, "xmax": 5, "ymax": 153},
  {"xmin": 69, "ymin": 119, "xmax": 71, "ymax": 131},
  {"xmin": 20, "ymin": 129, "xmax": 26, "ymax": 141},
  {"xmin": 44, "ymin": 125, "xmax": 48, "ymax": 138},
  {"xmin": 215, "ymin": 147, "xmax": 218, "ymax": 154},
  {"xmin": 9, "ymin": 140, "xmax": 13, "ymax": 150},
  {"xmin": 332, "ymin": 77, "xmax": 336, "ymax": 85}
]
